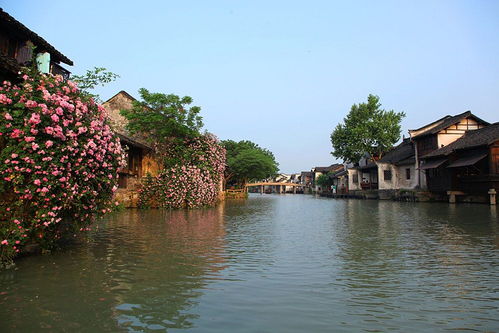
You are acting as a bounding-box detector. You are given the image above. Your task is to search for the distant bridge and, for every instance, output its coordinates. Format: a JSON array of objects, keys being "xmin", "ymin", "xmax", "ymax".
[{"xmin": 245, "ymin": 182, "xmax": 305, "ymax": 194}]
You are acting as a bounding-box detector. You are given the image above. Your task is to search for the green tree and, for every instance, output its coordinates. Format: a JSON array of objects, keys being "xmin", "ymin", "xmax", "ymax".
[
  {"xmin": 222, "ymin": 140, "xmax": 279, "ymax": 187},
  {"xmin": 70, "ymin": 67, "xmax": 120, "ymax": 102},
  {"xmin": 121, "ymin": 88, "xmax": 203, "ymax": 149},
  {"xmin": 316, "ymin": 173, "xmax": 332, "ymax": 188},
  {"xmin": 330, "ymin": 94, "xmax": 405, "ymax": 163}
]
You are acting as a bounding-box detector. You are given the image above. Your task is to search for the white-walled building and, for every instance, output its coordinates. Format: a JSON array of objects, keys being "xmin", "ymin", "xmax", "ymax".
[{"xmin": 376, "ymin": 138, "xmax": 417, "ymax": 190}]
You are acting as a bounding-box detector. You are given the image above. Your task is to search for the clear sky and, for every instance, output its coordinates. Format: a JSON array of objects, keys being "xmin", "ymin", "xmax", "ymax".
[{"xmin": 3, "ymin": 0, "xmax": 499, "ymax": 173}]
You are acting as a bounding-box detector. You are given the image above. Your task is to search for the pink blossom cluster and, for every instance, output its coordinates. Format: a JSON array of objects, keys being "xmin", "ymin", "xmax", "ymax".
[
  {"xmin": 139, "ymin": 134, "xmax": 226, "ymax": 209},
  {"xmin": 0, "ymin": 71, "xmax": 125, "ymax": 260}
]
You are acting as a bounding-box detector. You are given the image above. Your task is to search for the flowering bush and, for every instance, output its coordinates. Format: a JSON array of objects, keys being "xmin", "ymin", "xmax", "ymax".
[
  {"xmin": 0, "ymin": 70, "xmax": 125, "ymax": 262},
  {"xmin": 138, "ymin": 134, "xmax": 225, "ymax": 208}
]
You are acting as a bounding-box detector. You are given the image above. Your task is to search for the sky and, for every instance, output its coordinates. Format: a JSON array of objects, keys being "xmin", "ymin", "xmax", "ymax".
[{"xmin": 2, "ymin": 0, "xmax": 499, "ymax": 173}]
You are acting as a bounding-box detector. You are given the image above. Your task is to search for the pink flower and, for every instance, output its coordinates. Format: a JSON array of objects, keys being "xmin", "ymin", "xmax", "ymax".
[
  {"xmin": 29, "ymin": 113, "xmax": 41, "ymax": 125},
  {"xmin": 34, "ymin": 179, "xmax": 41, "ymax": 185},
  {"xmin": 0, "ymin": 94, "xmax": 13, "ymax": 104},
  {"xmin": 1, "ymin": 240, "xmax": 8, "ymax": 245},
  {"xmin": 51, "ymin": 114, "xmax": 59, "ymax": 122},
  {"xmin": 45, "ymin": 140, "xmax": 53, "ymax": 148},
  {"xmin": 25, "ymin": 136, "xmax": 35, "ymax": 142},
  {"xmin": 10, "ymin": 129, "xmax": 23, "ymax": 138},
  {"xmin": 4, "ymin": 112, "xmax": 13, "ymax": 120},
  {"xmin": 11, "ymin": 153, "xmax": 18, "ymax": 158},
  {"xmin": 25, "ymin": 100, "xmax": 38, "ymax": 108}
]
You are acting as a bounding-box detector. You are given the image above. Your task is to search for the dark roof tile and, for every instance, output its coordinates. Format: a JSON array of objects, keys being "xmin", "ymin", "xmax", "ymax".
[
  {"xmin": 411, "ymin": 111, "xmax": 488, "ymax": 138},
  {"xmin": 313, "ymin": 164, "xmax": 343, "ymax": 173},
  {"xmin": 378, "ymin": 138, "xmax": 414, "ymax": 165}
]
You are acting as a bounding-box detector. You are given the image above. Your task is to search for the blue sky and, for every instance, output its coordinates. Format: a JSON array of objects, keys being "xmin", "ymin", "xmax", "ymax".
[{"xmin": 3, "ymin": 0, "xmax": 499, "ymax": 173}]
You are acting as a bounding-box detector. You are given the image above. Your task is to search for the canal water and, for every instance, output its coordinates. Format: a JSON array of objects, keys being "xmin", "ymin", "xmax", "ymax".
[{"xmin": 1, "ymin": 195, "xmax": 498, "ymax": 332}]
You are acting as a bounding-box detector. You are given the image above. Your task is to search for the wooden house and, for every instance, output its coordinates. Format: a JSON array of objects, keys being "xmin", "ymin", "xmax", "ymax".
[
  {"xmin": 0, "ymin": 8, "xmax": 73, "ymax": 80},
  {"xmin": 300, "ymin": 171, "xmax": 313, "ymax": 193},
  {"xmin": 420, "ymin": 123, "xmax": 499, "ymax": 202},
  {"xmin": 102, "ymin": 91, "xmax": 161, "ymax": 193},
  {"xmin": 409, "ymin": 111, "xmax": 489, "ymax": 189},
  {"xmin": 300, "ymin": 171, "xmax": 313, "ymax": 186}
]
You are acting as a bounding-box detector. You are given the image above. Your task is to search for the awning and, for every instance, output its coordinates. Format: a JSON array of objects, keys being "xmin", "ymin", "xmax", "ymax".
[
  {"xmin": 420, "ymin": 158, "xmax": 447, "ymax": 170},
  {"xmin": 447, "ymin": 152, "xmax": 487, "ymax": 168}
]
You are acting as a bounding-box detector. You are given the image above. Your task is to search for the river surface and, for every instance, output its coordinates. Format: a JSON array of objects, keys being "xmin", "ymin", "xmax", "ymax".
[{"xmin": 1, "ymin": 195, "xmax": 498, "ymax": 332}]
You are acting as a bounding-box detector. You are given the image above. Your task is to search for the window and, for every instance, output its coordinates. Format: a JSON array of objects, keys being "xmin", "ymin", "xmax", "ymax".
[
  {"xmin": 353, "ymin": 174, "xmax": 358, "ymax": 183},
  {"xmin": 406, "ymin": 168, "xmax": 411, "ymax": 180},
  {"xmin": 384, "ymin": 170, "xmax": 392, "ymax": 181}
]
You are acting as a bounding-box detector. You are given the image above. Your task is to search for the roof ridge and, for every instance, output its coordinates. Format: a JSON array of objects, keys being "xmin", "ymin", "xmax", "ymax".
[{"xmin": 103, "ymin": 90, "xmax": 137, "ymax": 104}]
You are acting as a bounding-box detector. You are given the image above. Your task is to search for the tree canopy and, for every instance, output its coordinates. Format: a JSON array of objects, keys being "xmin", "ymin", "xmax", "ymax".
[
  {"xmin": 120, "ymin": 88, "xmax": 203, "ymax": 147},
  {"xmin": 222, "ymin": 140, "xmax": 279, "ymax": 187},
  {"xmin": 316, "ymin": 173, "xmax": 332, "ymax": 188},
  {"xmin": 330, "ymin": 94, "xmax": 405, "ymax": 163}
]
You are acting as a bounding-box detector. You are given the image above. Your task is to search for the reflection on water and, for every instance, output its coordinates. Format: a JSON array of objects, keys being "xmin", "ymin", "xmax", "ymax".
[{"xmin": 0, "ymin": 196, "xmax": 498, "ymax": 332}]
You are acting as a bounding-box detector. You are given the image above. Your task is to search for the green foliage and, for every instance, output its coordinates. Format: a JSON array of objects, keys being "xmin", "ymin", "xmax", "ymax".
[
  {"xmin": 316, "ymin": 173, "xmax": 332, "ymax": 187},
  {"xmin": 70, "ymin": 67, "xmax": 119, "ymax": 102},
  {"xmin": 330, "ymin": 94, "xmax": 405, "ymax": 163},
  {"xmin": 222, "ymin": 140, "xmax": 279, "ymax": 186},
  {"xmin": 121, "ymin": 88, "xmax": 203, "ymax": 151}
]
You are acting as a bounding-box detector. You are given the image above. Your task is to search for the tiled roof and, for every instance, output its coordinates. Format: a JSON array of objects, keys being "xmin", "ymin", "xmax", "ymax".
[
  {"xmin": 378, "ymin": 138, "xmax": 414, "ymax": 165},
  {"xmin": 329, "ymin": 169, "xmax": 347, "ymax": 178},
  {"xmin": 314, "ymin": 164, "xmax": 343, "ymax": 173},
  {"xmin": 0, "ymin": 8, "xmax": 73, "ymax": 66},
  {"xmin": 411, "ymin": 111, "xmax": 489, "ymax": 138},
  {"xmin": 358, "ymin": 161, "xmax": 377, "ymax": 170},
  {"xmin": 423, "ymin": 123, "xmax": 499, "ymax": 158}
]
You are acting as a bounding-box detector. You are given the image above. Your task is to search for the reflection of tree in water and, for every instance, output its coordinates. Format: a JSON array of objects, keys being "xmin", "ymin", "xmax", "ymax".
[
  {"xmin": 0, "ymin": 204, "xmax": 227, "ymax": 332},
  {"xmin": 106, "ymin": 205, "xmax": 227, "ymax": 331}
]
